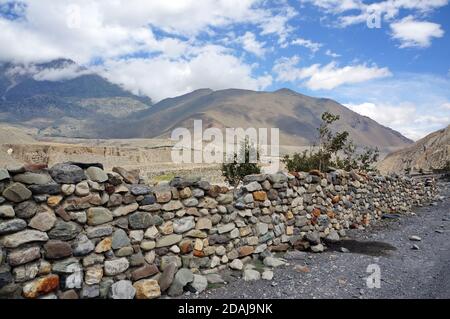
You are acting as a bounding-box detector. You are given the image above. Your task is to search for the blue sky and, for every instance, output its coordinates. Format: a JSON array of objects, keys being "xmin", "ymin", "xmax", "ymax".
[{"xmin": 0, "ymin": 0, "xmax": 449, "ymax": 140}]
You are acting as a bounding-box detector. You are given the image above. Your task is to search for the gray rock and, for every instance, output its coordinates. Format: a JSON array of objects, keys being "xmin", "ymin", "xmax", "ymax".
[
  {"xmin": 158, "ymin": 262, "xmax": 178, "ymax": 292},
  {"xmin": 244, "ymin": 181, "xmax": 262, "ymax": 192},
  {"xmin": 86, "ymin": 225, "xmax": 113, "ymax": 238},
  {"xmin": 1, "ymin": 230, "xmax": 48, "ymax": 248},
  {"xmin": 12, "ymin": 262, "xmax": 39, "ymax": 282},
  {"xmin": 156, "ymin": 234, "xmax": 183, "ymax": 248},
  {"xmin": 325, "ymin": 230, "xmax": 340, "ymax": 242},
  {"xmin": 15, "ymin": 200, "xmax": 45, "ymax": 219},
  {"xmin": 0, "ymin": 169, "xmax": 10, "ymax": 181},
  {"xmin": 48, "ymin": 221, "xmax": 81, "ymax": 241},
  {"xmin": 162, "ymin": 200, "xmax": 183, "ymax": 211},
  {"xmin": 109, "ymin": 280, "xmax": 136, "ymax": 299},
  {"xmin": 311, "ymin": 244, "xmax": 325, "ymax": 253},
  {"xmin": 173, "ymin": 216, "xmax": 195, "ymax": 234},
  {"xmin": 81, "ymin": 285, "xmax": 100, "ymax": 298},
  {"xmin": 206, "ymin": 273, "xmax": 225, "ymax": 284},
  {"xmin": 216, "ymin": 193, "xmax": 233, "ymax": 205},
  {"xmin": 13, "ymin": 172, "xmax": 53, "ymax": 185},
  {"xmin": 189, "ymin": 274, "xmax": 208, "ymax": 293},
  {"xmin": 104, "ymin": 258, "xmax": 129, "ymax": 276},
  {"xmin": 409, "ymin": 235, "xmax": 422, "ymax": 241},
  {"xmin": 263, "ymin": 257, "xmax": 286, "ymax": 268},
  {"xmin": 284, "ymin": 251, "xmax": 308, "ymax": 260},
  {"xmin": 49, "ymin": 163, "xmax": 86, "ymax": 184},
  {"xmin": 28, "ymin": 183, "xmax": 61, "ymax": 195},
  {"xmin": 0, "ymin": 205, "xmax": 15, "ymax": 218},
  {"xmin": 85, "ymin": 167, "xmax": 108, "ymax": 183},
  {"xmin": 243, "ymin": 269, "xmax": 261, "ymax": 281},
  {"xmin": 7, "ymin": 246, "xmax": 41, "ymax": 266},
  {"xmin": 29, "ymin": 212, "xmax": 57, "ymax": 232},
  {"xmin": 183, "ymin": 198, "xmax": 199, "ymax": 207},
  {"xmin": 2, "ymin": 183, "xmax": 32, "ymax": 203},
  {"xmin": 262, "ymin": 270, "xmax": 274, "ymax": 280},
  {"xmin": 305, "ymin": 232, "xmax": 321, "ymax": 245},
  {"xmin": 229, "ymin": 259, "xmax": 243, "ymax": 270},
  {"xmin": 112, "ymin": 229, "xmax": 130, "ymax": 250},
  {"xmin": 218, "ymin": 223, "xmax": 236, "ymax": 234},
  {"xmin": 52, "ymin": 258, "xmax": 82, "ymax": 274},
  {"xmin": 87, "ymin": 207, "xmax": 113, "ymax": 226},
  {"xmin": 72, "ymin": 234, "xmax": 95, "ymax": 256},
  {"xmin": 255, "ymin": 222, "xmax": 268, "ymax": 236},
  {"xmin": 112, "ymin": 203, "xmax": 139, "ymax": 217},
  {"xmin": 0, "ymin": 218, "xmax": 27, "ymax": 235},
  {"xmin": 129, "ymin": 185, "xmax": 151, "ymax": 196},
  {"xmin": 168, "ymin": 268, "xmax": 194, "ymax": 296}
]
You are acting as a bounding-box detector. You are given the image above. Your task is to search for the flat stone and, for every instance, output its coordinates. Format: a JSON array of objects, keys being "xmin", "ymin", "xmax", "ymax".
[
  {"xmin": 2, "ymin": 183, "xmax": 32, "ymax": 203},
  {"xmin": 196, "ymin": 218, "xmax": 212, "ymax": 230},
  {"xmin": 216, "ymin": 193, "xmax": 233, "ymax": 205},
  {"xmin": 154, "ymin": 187, "xmax": 172, "ymax": 203},
  {"xmin": 85, "ymin": 266, "xmax": 103, "ymax": 285},
  {"xmin": 81, "ymin": 285, "xmax": 100, "ymax": 298},
  {"xmin": 22, "ymin": 274, "xmax": 59, "ymax": 298},
  {"xmin": 229, "ymin": 259, "xmax": 243, "ymax": 270},
  {"xmin": 255, "ymin": 222, "xmax": 268, "ymax": 236},
  {"xmin": 173, "ymin": 216, "xmax": 195, "ymax": 234},
  {"xmin": 8, "ymin": 246, "xmax": 41, "ymax": 266},
  {"xmin": 29, "ymin": 212, "xmax": 56, "ymax": 232},
  {"xmin": 15, "ymin": 200, "xmax": 45, "ymax": 219},
  {"xmin": 189, "ymin": 274, "xmax": 208, "ymax": 293},
  {"xmin": 238, "ymin": 246, "xmax": 254, "ymax": 257},
  {"xmin": 95, "ymin": 237, "xmax": 112, "ymax": 253},
  {"xmin": 13, "ymin": 172, "xmax": 53, "ymax": 185},
  {"xmin": 262, "ymin": 270, "xmax": 274, "ymax": 280},
  {"xmin": 156, "ymin": 234, "xmax": 183, "ymax": 248},
  {"xmin": 109, "ymin": 280, "xmax": 136, "ymax": 299},
  {"xmin": 243, "ymin": 269, "xmax": 261, "ymax": 281},
  {"xmin": 52, "ymin": 258, "xmax": 82, "ymax": 274},
  {"xmin": 129, "ymin": 185, "xmax": 151, "ymax": 196},
  {"xmin": 129, "ymin": 211, "xmax": 157, "ymax": 229},
  {"xmin": 112, "ymin": 167, "xmax": 140, "ymax": 184},
  {"xmin": 44, "ymin": 240, "xmax": 73, "ymax": 259},
  {"xmin": 158, "ymin": 262, "xmax": 178, "ymax": 292},
  {"xmin": 72, "ymin": 234, "xmax": 94, "ymax": 256},
  {"xmin": 218, "ymin": 223, "xmax": 235, "ymax": 234},
  {"xmin": 206, "ymin": 273, "xmax": 225, "ymax": 284},
  {"xmin": 85, "ymin": 167, "xmax": 108, "ymax": 183},
  {"xmin": 311, "ymin": 244, "xmax": 325, "ymax": 253},
  {"xmin": 49, "ymin": 163, "xmax": 86, "ymax": 184},
  {"xmin": 86, "ymin": 225, "xmax": 113, "ymax": 238},
  {"xmin": 61, "ymin": 184, "xmax": 75, "ymax": 196},
  {"xmin": 168, "ymin": 268, "xmax": 194, "ymax": 297},
  {"xmin": 263, "ymin": 257, "xmax": 286, "ymax": 268},
  {"xmin": 183, "ymin": 198, "xmax": 199, "ymax": 207},
  {"xmin": 75, "ymin": 181, "xmax": 90, "ymax": 196},
  {"xmin": 13, "ymin": 262, "xmax": 39, "ymax": 283},
  {"xmin": 112, "ymin": 229, "xmax": 130, "ymax": 250},
  {"xmin": 409, "ymin": 235, "xmax": 422, "ymax": 241},
  {"xmin": 0, "ymin": 205, "xmax": 15, "ymax": 218},
  {"xmin": 2, "ymin": 230, "xmax": 48, "ymax": 248},
  {"xmin": 244, "ymin": 181, "xmax": 262, "ymax": 192},
  {"xmin": 104, "ymin": 258, "xmax": 129, "ymax": 276},
  {"xmin": 134, "ymin": 279, "xmax": 161, "ymax": 299},
  {"xmin": 59, "ymin": 289, "xmax": 79, "ymax": 299},
  {"xmin": 112, "ymin": 203, "xmax": 139, "ymax": 217},
  {"xmin": 48, "ymin": 220, "xmax": 81, "ymax": 241},
  {"xmin": 87, "ymin": 207, "xmax": 113, "ymax": 226},
  {"xmin": 131, "ymin": 264, "xmax": 159, "ymax": 281},
  {"xmin": 162, "ymin": 200, "xmax": 183, "ymax": 211},
  {"xmin": 0, "ymin": 218, "xmax": 27, "ymax": 235},
  {"xmin": 0, "ymin": 169, "xmax": 10, "ymax": 181}
]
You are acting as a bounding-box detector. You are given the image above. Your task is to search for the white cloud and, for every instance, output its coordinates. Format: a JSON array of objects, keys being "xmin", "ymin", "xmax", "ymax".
[
  {"xmin": 33, "ymin": 64, "xmax": 93, "ymax": 82},
  {"xmin": 99, "ymin": 45, "xmax": 272, "ymax": 101},
  {"xmin": 238, "ymin": 31, "xmax": 266, "ymax": 57},
  {"xmin": 390, "ymin": 16, "xmax": 444, "ymax": 48},
  {"xmin": 325, "ymin": 49, "xmax": 341, "ymax": 58},
  {"xmin": 291, "ymin": 38, "xmax": 322, "ymax": 53},
  {"xmin": 441, "ymin": 102, "xmax": 450, "ymax": 110},
  {"xmin": 273, "ymin": 56, "xmax": 391, "ymax": 90}
]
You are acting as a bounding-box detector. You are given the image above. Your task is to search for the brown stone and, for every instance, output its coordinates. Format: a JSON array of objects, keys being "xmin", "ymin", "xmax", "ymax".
[
  {"xmin": 312, "ymin": 208, "xmax": 321, "ymax": 217},
  {"xmin": 55, "ymin": 206, "xmax": 72, "ymax": 222},
  {"xmin": 44, "ymin": 240, "xmax": 73, "ymax": 259},
  {"xmin": 131, "ymin": 264, "xmax": 159, "ymax": 281},
  {"xmin": 8, "ymin": 246, "xmax": 41, "ymax": 266},
  {"xmin": 47, "ymin": 196, "xmax": 63, "ymax": 207},
  {"xmin": 95, "ymin": 237, "xmax": 112, "ymax": 253},
  {"xmin": 253, "ymin": 191, "xmax": 267, "ymax": 201},
  {"xmin": 133, "ymin": 279, "xmax": 161, "ymax": 299},
  {"xmin": 327, "ymin": 211, "xmax": 335, "ymax": 218},
  {"xmin": 193, "ymin": 250, "xmax": 205, "ymax": 257},
  {"xmin": 179, "ymin": 240, "xmax": 193, "ymax": 254},
  {"xmin": 24, "ymin": 163, "xmax": 48, "ymax": 172},
  {"xmin": 309, "ymin": 169, "xmax": 322, "ymax": 176},
  {"xmin": 238, "ymin": 245, "xmax": 254, "ymax": 257},
  {"xmin": 59, "ymin": 289, "xmax": 79, "ymax": 299},
  {"xmin": 332, "ymin": 195, "xmax": 340, "ymax": 204},
  {"xmin": 270, "ymin": 244, "xmax": 289, "ymax": 252},
  {"xmin": 22, "ymin": 274, "xmax": 59, "ymax": 298}
]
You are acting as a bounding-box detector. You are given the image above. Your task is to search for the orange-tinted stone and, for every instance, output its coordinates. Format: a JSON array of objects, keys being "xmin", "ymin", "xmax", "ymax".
[
  {"xmin": 193, "ymin": 250, "xmax": 205, "ymax": 257},
  {"xmin": 253, "ymin": 191, "xmax": 267, "ymax": 201},
  {"xmin": 332, "ymin": 195, "xmax": 340, "ymax": 204},
  {"xmin": 23, "ymin": 274, "xmax": 59, "ymax": 298},
  {"xmin": 238, "ymin": 245, "xmax": 254, "ymax": 257},
  {"xmin": 327, "ymin": 211, "xmax": 335, "ymax": 218},
  {"xmin": 312, "ymin": 208, "xmax": 321, "ymax": 217},
  {"xmin": 179, "ymin": 240, "xmax": 193, "ymax": 254}
]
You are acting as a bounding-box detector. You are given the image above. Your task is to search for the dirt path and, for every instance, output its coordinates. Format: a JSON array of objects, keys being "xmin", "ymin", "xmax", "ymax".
[{"xmin": 187, "ymin": 182, "xmax": 450, "ymax": 299}]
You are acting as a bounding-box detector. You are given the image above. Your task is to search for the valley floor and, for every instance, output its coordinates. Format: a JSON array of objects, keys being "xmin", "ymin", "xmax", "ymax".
[{"xmin": 184, "ymin": 182, "xmax": 450, "ymax": 299}]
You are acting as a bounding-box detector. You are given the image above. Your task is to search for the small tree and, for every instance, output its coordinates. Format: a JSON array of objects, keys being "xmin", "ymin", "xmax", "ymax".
[{"xmin": 222, "ymin": 138, "xmax": 261, "ymax": 186}]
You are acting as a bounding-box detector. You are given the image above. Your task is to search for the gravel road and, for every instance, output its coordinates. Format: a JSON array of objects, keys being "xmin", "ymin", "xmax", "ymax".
[{"xmin": 186, "ymin": 182, "xmax": 450, "ymax": 299}]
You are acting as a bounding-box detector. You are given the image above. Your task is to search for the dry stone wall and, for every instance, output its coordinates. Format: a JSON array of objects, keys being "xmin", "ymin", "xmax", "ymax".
[{"xmin": 0, "ymin": 162, "xmax": 436, "ymax": 299}]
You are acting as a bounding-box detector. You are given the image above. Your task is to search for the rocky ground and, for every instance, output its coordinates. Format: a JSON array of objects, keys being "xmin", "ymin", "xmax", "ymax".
[{"xmin": 183, "ymin": 181, "xmax": 450, "ymax": 299}]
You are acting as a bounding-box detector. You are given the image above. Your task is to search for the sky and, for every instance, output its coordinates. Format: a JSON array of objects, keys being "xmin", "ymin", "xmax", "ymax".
[{"xmin": 0, "ymin": 0, "xmax": 449, "ymax": 140}]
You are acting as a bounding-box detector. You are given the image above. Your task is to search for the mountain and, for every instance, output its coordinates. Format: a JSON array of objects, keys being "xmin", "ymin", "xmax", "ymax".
[
  {"xmin": 378, "ymin": 125, "xmax": 450, "ymax": 174},
  {"xmin": 97, "ymin": 88, "xmax": 412, "ymax": 150},
  {"xmin": 0, "ymin": 59, "xmax": 152, "ymax": 136}
]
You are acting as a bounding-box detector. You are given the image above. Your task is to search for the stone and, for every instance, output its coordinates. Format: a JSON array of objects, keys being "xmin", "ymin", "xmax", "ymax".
[
  {"xmin": 326, "ymin": 230, "xmax": 340, "ymax": 242},
  {"xmin": 104, "ymin": 258, "xmax": 129, "ymax": 276},
  {"xmin": 238, "ymin": 246, "xmax": 254, "ymax": 257},
  {"xmin": 29, "ymin": 211, "xmax": 57, "ymax": 232},
  {"xmin": 65, "ymin": 269, "xmax": 83, "ymax": 289},
  {"xmin": 85, "ymin": 266, "xmax": 103, "ymax": 285},
  {"xmin": 116, "ymin": 247, "xmax": 134, "ymax": 257},
  {"xmin": 44, "ymin": 240, "xmax": 73, "ymax": 259},
  {"xmin": 229, "ymin": 259, "xmax": 243, "ymax": 270},
  {"xmin": 49, "ymin": 163, "xmax": 86, "ymax": 184},
  {"xmin": 112, "ymin": 229, "xmax": 130, "ymax": 250},
  {"xmin": 0, "ymin": 218, "xmax": 27, "ymax": 235},
  {"xmin": 162, "ymin": 200, "xmax": 183, "ymax": 211},
  {"xmin": 52, "ymin": 258, "xmax": 82, "ymax": 274},
  {"xmin": 218, "ymin": 223, "xmax": 235, "ymax": 234},
  {"xmin": 95, "ymin": 237, "xmax": 112, "ymax": 253},
  {"xmin": 72, "ymin": 234, "xmax": 95, "ymax": 256},
  {"xmin": 81, "ymin": 285, "xmax": 100, "ymax": 298},
  {"xmin": 140, "ymin": 241, "xmax": 156, "ymax": 251},
  {"xmin": 154, "ymin": 188, "xmax": 172, "ymax": 203},
  {"xmin": 131, "ymin": 264, "xmax": 159, "ymax": 281},
  {"xmin": 183, "ymin": 197, "xmax": 199, "ymax": 207},
  {"xmin": 284, "ymin": 251, "xmax": 308, "ymax": 260},
  {"xmin": 129, "ymin": 184, "xmax": 151, "ymax": 196},
  {"xmin": 409, "ymin": 235, "xmax": 422, "ymax": 241},
  {"xmin": 168, "ymin": 268, "xmax": 194, "ymax": 297},
  {"xmin": 311, "ymin": 244, "xmax": 325, "ymax": 253},
  {"xmin": 206, "ymin": 273, "xmax": 225, "ymax": 284},
  {"xmin": 144, "ymin": 226, "xmax": 159, "ymax": 239},
  {"xmin": 255, "ymin": 223, "xmax": 269, "ymax": 236},
  {"xmin": 189, "ymin": 274, "xmax": 208, "ymax": 293},
  {"xmin": 244, "ymin": 181, "xmax": 262, "ymax": 192},
  {"xmin": 13, "ymin": 172, "xmax": 54, "ymax": 185},
  {"xmin": 2, "ymin": 183, "xmax": 32, "ymax": 203},
  {"xmin": 340, "ymin": 247, "xmax": 350, "ymax": 253},
  {"xmin": 47, "ymin": 195, "xmax": 63, "ymax": 207},
  {"xmin": 0, "ymin": 205, "xmax": 15, "ymax": 218},
  {"xmin": 75, "ymin": 181, "xmax": 90, "ymax": 197},
  {"xmin": 8, "ymin": 246, "xmax": 41, "ymax": 266},
  {"xmin": 156, "ymin": 234, "xmax": 183, "ymax": 248},
  {"xmin": 112, "ymin": 203, "xmax": 139, "ymax": 217},
  {"xmin": 61, "ymin": 184, "xmax": 75, "ymax": 196},
  {"xmin": 262, "ymin": 270, "xmax": 274, "ymax": 280},
  {"xmin": 134, "ymin": 279, "xmax": 161, "ymax": 299},
  {"xmin": 48, "ymin": 220, "xmax": 81, "ymax": 241},
  {"xmin": 179, "ymin": 187, "xmax": 192, "ymax": 199},
  {"xmin": 243, "ymin": 269, "xmax": 261, "ymax": 281},
  {"xmin": 83, "ymin": 254, "xmax": 105, "ymax": 267},
  {"xmin": 59, "ymin": 290, "xmax": 79, "ymax": 299},
  {"xmin": 129, "ymin": 211, "xmax": 154, "ymax": 229},
  {"xmin": 173, "ymin": 216, "xmax": 195, "ymax": 234},
  {"xmin": 253, "ymin": 191, "xmax": 267, "ymax": 201},
  {"xmin": 263, "ymin": 257, "xmax": 286, "ymax": 268},
  {"xmin": 158, "ymin": 262, "xmax": 178, "ymax": 292},
  {"xmin": 109, "ymin": 280, "xmax": 136, "ymax": 299},
  {"xmin": 0, "ymin": 168, "xmax": 10, "ymax": 181},
  {"xmin": 305, "ymin": 232, "xmax": 321, "ymax": 245},
  {"xmin": 2, "ymin": 230, "xmax": 48, "ymax": 248},
  {"xmin": 85, "ymin": 167, "xmax": 108, "ymax": 183},
  {"xmin": 129, "ymin": 230, "xmax": 144, "ymax": 243},
  {"xmin": 196, "ymin": 218, "xmax": 212, "ymax": 230},
  {"xmin": 87, "ymin": 207, "xmax": 113, "ymax": 226},
  {"xmin": 112, "ymin": 167, "xmax": 140, "ymax": 184},
  {"xmin": 216, "ymin": 193, "xmax": 233, "ymax": 205},
  {"xmin": 22, "ymin": 274, "xmax": 59, "ymax": 298}
]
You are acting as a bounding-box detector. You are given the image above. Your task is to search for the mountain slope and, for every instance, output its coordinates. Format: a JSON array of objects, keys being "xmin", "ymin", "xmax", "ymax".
[
  {"xmin": 99, "ymin": 88, "xmax": 412, "ymax": 150},
  {"xmin": 378, "ymin": 125, "xmax": 450, "ymax": 174}
]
